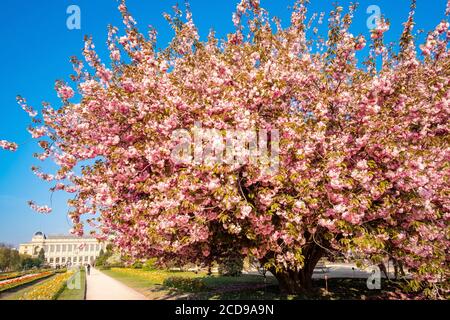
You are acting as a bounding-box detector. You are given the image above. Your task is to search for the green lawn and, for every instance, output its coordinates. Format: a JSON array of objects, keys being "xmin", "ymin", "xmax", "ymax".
[
  {"xmin": 103, "ymin": 268, "xmax": 279, "ymax": 300},
  {"xmin": 57, "ymin": 270, "xmax": 86, "ymax": 300},
  {"xmin": 102, "ymin": 268, "xmax": 202, "ymax": 287},
  {"xmin": 103, "ymin": 268, "xmax": 407, "ymax": 300}
]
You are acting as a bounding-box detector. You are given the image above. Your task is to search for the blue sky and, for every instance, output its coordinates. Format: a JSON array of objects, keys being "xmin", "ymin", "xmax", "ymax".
[{"xmin": 0, "ymin": 0, "xmax": 447, "ymax": 247}]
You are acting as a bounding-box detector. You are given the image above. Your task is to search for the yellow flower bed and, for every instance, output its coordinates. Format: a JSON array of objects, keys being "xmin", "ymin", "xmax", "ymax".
[
  {"xmin": 110, "ymin": 268, "xmax": 203, "ymax": 285},
  {"xmin": 20, "ymin": 271, "xmax": 75, "ymax": 300}
]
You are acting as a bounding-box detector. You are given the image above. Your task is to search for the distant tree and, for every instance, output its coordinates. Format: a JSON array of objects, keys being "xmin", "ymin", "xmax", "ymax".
[
  {"xmin": 10, "ymin": 250, "xmax": 21, "ymax": 271},
  {"xmin": 95, "ymin": 245, "xmax": 113, "ymax": 267},
  {"xmin": 0, "ymin": 244, "xmax": 22, "ymax": 272},
  {"xmin": 37, "ymin": 248, "xmax": 45, "ymax": 265},
  {"xmin": 218, "ymin": 251, "xmax": 244, "ymax": 277},
  {"xmin": 20, "ymin": 255, "xmax": 43, "ymax": 270},
  {"xmin": 0, "ymin": 245, "xmax": 12, "ymax": 272},
  {"xmin": 20, "ymin": 256, "xmax": 35, "ymax": 270}
]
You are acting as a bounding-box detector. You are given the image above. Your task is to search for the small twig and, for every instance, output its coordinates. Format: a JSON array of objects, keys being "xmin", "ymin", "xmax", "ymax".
[{"xmin": 238, "ymin": 177, "xmax": 248, "ymax": 203}]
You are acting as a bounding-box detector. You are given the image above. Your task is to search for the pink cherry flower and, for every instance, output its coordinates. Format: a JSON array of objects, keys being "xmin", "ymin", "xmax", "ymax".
[
  {"xmin": 57, "ymin": 85, "xmax": 75, "ymax": 100},
  {"xmin": 241, "ymin": 204, "xmax": 252, "ymax": 218},
  {"xmin": 0, "ymin": 140, "xmax": 18, "ymax": 152},
  {"xmin": 27, "ymin": 201, "xmax": 52, "ymax": 214},
  {"xmin": 371, "ymin": 21, "xmax": 390, "ymax": 40}
]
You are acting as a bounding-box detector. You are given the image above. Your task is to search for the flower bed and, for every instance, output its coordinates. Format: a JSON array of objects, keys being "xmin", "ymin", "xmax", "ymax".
[
  {"xmin": 0, "ymin": 272, "xmax": 24, "ymax": 282},
  {"xmin": 20, "ymin": 271, "xmax": 74, "ymax": 300},
  {"xmin": 0, "ymin": 271, "xmax": 54, "ymax": 292},
  {"xmin": 0, "ymin": 269, "xmax": 53, "ymax": 282}
]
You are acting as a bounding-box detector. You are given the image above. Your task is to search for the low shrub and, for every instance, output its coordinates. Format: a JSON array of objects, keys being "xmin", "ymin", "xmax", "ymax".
[
  {"xmin": 142, "ymin": 258, "xmax": 158, "ymax": 271},
  {"xmin": 131, "ymin": 262, "xmax": 143, "ymax": 269},
  {"xmin": 109, "ymin": 262, "xmax": 125, "ymax": 268},
  {"xmin": 98, "ymin": 265, "xmax": 111, "ymax": 270},
  {"xmin": 163, "ymin": 276, "xmax": 206, "ymax": 292},
  {"xmin": 218, "ymin": 254, "xmax": 244, "ymax": 277},
  {"xmin": 98, "ymin": 262, "xmax": 124, "ymax": 270},
  {"xmin": 55, "ymin": 268, "xmax": 68, "ymax": 274}
]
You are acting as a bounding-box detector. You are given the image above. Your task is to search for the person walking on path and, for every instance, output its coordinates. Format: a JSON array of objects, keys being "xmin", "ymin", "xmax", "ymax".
[{"xmin": 86, "ymin": 264, "xmax": 91, "ymax": 276}]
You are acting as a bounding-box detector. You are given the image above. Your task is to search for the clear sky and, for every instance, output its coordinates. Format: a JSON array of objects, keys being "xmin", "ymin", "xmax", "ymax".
[{"xmin": 0, "ymin": 0, "xmax": 447, "ymax": 247}]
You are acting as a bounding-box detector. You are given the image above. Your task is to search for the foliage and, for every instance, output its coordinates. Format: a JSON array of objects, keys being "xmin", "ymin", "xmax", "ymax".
[
  {"xmin": 94, "ymin": 245, "xmax": 113, "ymax": 267},
  {"xmin": 163, "ymin": 276, "xmax": 206, "ymax": 292},
  {"xmin": 0, "ymin": 244, "xmax": 22, "ymax": 272},
  {"xmin": 142, "ymin": 258, "xmax": 158, "ymax": 271},
  {"xmin": 130, "ymin": 261, "xmax": 143, "ymax": 269},
  {"xmin": 37, "ymin": 248, "xmax": 45, "ymax": 265},
  {"xmin": 7, "ymin": 0, "xmax": 450, "ymax": 295},
  {"xmin": 20, "ymin": 256, "xmax": 44, "ymax": 270},
  {"xmin": 218, "ymin": 253, "xmax": 244, "ymax": 277}
]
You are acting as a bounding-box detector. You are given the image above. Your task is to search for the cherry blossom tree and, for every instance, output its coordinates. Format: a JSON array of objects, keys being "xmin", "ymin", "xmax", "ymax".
[{"xmin": 5, "ymin": 0, "xmax": 450, "ymax": 295}]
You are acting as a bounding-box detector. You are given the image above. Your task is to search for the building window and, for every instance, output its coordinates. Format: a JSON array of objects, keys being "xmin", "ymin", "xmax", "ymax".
[
  {"xmin": 68, "ymin": 244, "xmax": 72, "ymax": 252},
  {"xmin": 62, "ymin": 245, "xmax": 66, "ymax": 252},
  {"xmin": 90, "ymin": 244, "xmax": 95, "ymax": 252},
  {"xmin": 95, "ymin": 244, "xmax": 100, "ymax": 251},
  {"xmin": 55, "ymin": 257, "xmax": 60, "ymax": 263},
  {"xmin": 44, "ymin": 245, "xmax": 48, "ymax": 253},
  {"xmin": 56, "ymin": 245, "xmax": 61, "ymax": 252},
  {"xmin": 84, "ymin": 256, "xmax": 88, "ymax": 262},
  {"xmin": 73, "ymin": 257, "xmax": 77, "ymax": 263},
  {"xmin": 50, "ymin": 258, "xmax": 54, "ymax": 263},
  {"xmin": 62, "ymin": 257, "xmax": 66, "ymax": 263},
  {"xmin": 50, "ymin": 245, "xmax": 55, "ymax": 252}
]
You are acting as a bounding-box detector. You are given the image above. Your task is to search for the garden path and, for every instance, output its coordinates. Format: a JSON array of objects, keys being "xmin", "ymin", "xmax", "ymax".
[{"xmin": 86, "ymin": 268, "xmax": 148, "ymax": 300}]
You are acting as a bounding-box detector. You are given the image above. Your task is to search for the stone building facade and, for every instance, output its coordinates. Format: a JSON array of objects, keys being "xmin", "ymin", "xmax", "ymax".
[{"xmin": 19, "ymin": 231, "xmax": 106, "ymax": 268}]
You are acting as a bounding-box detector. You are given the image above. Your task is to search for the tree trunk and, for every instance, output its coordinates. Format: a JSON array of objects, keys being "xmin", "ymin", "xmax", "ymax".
[
  {"xmin": 271, "ymin": 268, "xmax": 314, "ymax": 294},
  {"xmin": 267, "ymin": 244, "xmax": 324, "ymax": 295}
]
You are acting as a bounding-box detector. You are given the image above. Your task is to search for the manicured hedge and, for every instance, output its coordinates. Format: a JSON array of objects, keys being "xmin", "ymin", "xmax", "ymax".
[{"xmin": 163, "ymin": 276, "xmax": 206, "ymax": 292}]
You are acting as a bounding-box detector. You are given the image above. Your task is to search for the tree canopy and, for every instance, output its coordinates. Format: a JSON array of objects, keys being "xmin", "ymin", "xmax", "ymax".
[{"xmin": 3, "ymin": 0, "xmax": 449, "ymax": 296}]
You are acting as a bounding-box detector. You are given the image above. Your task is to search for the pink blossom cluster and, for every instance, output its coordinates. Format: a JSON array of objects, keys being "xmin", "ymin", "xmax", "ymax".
[
  {"xmin": 27, "ymin": 201, "xmax": 52, "ymax": 214},
  {"xmin": 0, "ymin": 140, "xmax": 18, "ymax": 152},
  {"xmin": 371, "ymin": 20, "xmax": 390, "ymax": 40},
  {"xmin": 56, "ymin": 84, "xmax": 75, "ymax": 100}
]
